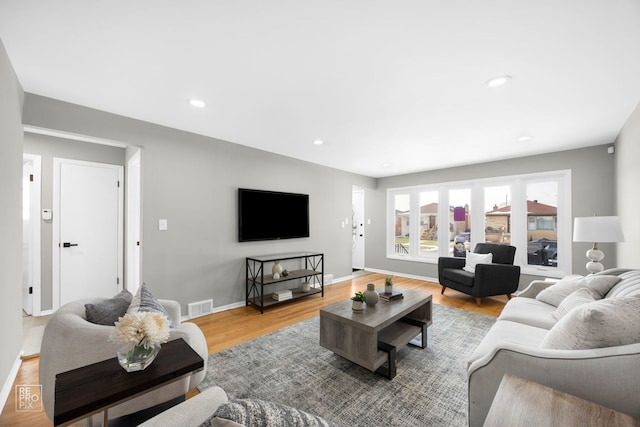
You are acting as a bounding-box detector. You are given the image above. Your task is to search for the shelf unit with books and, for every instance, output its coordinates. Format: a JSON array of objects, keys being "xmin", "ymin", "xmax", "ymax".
[{"xmin": 245, "ymin": 252, "xmax": 324, "ymax": 313}]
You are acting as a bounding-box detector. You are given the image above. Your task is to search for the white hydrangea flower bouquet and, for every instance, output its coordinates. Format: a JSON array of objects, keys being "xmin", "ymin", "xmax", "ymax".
[{"xmin": 110, "ymin": 311, "xmax": 170, "ymax": 371}]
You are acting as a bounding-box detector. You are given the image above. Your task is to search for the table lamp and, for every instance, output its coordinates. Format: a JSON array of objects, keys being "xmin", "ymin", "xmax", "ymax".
[{"xmin": 573, "ymin": 216, "xmax": 625, "ymax": 274}]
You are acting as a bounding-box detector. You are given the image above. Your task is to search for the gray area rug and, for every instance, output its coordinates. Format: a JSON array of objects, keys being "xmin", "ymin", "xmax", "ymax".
[{"xmin": 199, "ymin": 304, "xmax": 495, "ymax": 426}]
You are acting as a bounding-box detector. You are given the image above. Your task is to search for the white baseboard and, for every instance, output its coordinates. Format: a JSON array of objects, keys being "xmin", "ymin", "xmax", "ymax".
[
  {"xmin": 364, "ymin": 267, "xmax": 438, "ymax": 284},
  {"xmin": 0, "ymin": 351, "xmax": 23, "ymax": 416}
]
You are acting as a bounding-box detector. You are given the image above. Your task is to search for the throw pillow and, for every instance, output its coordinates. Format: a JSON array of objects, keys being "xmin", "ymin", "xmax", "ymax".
[
  {"xmin": 85, "ymin": 290, "xmax": 133, "ymax": 325},
  {"xmin": 540, "ymin": 295, "xmax": 640, "ymax": 350},
  {"xmin": 127, "ymin": 283, "xmax": 174, "ymax": 327},
  {"xmin": 200, "ymin": 399, "xmax": 337, "ymax": 427},
  {"xmin": 552, "ymin": 287, "xmax": 600, "ymax": 320},
  {"xmin": 463, "ymin": 252, "xmax": 493, "ymax": 273},
  {"xmin": 536, "ymin": 274, "xmax": 621, "ymax": 307}
]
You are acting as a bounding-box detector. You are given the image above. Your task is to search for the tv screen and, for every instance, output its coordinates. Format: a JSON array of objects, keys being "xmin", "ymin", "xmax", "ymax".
[{"xmin": 238, "ymin": 188, "xmax": 310, "ymax": 242}]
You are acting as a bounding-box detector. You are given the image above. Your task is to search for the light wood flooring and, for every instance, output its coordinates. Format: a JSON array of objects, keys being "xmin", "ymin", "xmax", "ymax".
[{"xmin": 0, "ymin": 273, "xmax": 506, "ymax": 426}]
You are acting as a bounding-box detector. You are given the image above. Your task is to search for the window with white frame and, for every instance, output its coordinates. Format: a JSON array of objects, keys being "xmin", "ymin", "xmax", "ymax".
[{"xmin": 387, "ymin": 170, "xmax": 571, "ymax": 277}]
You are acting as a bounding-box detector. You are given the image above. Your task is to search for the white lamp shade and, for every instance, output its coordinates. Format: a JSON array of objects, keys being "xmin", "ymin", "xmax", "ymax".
[{"xmin": 573, "ymin": 216, "xmax": 625, "ymax": 243}]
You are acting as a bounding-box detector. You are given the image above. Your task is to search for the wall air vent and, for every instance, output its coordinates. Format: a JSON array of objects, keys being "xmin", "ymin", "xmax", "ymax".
[{"xmin": 187, "ymin": 299, "xmax": 214, "ymax": 319}]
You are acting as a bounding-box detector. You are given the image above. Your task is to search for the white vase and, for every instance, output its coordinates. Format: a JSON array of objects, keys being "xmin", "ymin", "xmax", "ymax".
[
  {"xmin": 385, "ymin": 284, "xmax": 393, "ymax": 294},
  {"xmin": 352, "ymin": 300, "xmax": 365, "ymax": 312},
  {"xmin": 272, "ymin": 261, "xmax": 284, "ymax": 276},
  {"xmin": 365, "ymin": 283, "xmax": 379, "ymax": 306},
  {"xmin": 301, "ymin": 282, "xmax": 311, "ymax": 292}
]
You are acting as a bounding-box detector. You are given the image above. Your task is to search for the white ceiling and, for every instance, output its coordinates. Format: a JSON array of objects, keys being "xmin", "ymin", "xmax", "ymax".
[{"xmin": 2, "ymin": 1, "xmax": 640, "ymax": 178}]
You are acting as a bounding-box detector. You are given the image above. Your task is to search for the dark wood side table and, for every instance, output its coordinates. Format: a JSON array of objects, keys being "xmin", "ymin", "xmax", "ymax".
[
  {"xmin": 483, "ymin": 374, "xmax": 640, "ymax": 427},
  {"xmin": 54, "ymin": 338, "xmax": 204, "ymax": 426}
]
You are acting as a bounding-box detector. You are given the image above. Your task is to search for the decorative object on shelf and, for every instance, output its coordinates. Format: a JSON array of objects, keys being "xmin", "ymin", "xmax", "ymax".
[
  {"xmin": 301, "ymin": 282, "xmax": 311, "ymax": 292},
  {"xmin": 351, "ymin": 291, "xmax": 366, "ymax": 312},
  {"xmin": 272, "ymin": 289, "xmax": 293, "ymax": 301},
  {"xmin": 282, "ymin": 269, "xmax": 289, "ymax": 277},
  {"xmin": 110, "ymin": 311, "xmax": 170, "ymax": 372},
  {"xmin": 573, "ymin": 215, "xmax": 625, "ymax": 274},
  {"xmin": 365, "ymin": 283, "xmax": 379, "ymax": 307},
  {"xmin": 272, "ymin": 261, "xmax": 284, "ymax": 276},
  {"xmin": 273, "ymin": 272, "xmax": 280, "ymax": 280},
  {"xmin": 385, "ymin": 275, "xmax": 394, "ymax": 294}
]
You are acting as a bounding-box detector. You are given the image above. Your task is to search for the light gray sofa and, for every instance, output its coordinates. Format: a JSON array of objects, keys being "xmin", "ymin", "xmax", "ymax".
[
  {"xmin": 39, "ymin": 297, "xmax": 208, "ymax": 422},
  {"xmin": 467, "ymin": 268, "xmax": 640, "ymax": 427},
  {"xmin": 139, "ymin": 386, "xmax": 229, "ymax": 427}
]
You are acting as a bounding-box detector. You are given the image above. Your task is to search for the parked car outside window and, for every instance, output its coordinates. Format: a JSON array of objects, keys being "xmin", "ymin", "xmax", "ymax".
[
  {"xmin": 454, "ymin": 232, "xmax": 471, "ymax": 243},
  {"xmin": 527, "ymin": 238, "xmax": 557, "ymax": 267}
]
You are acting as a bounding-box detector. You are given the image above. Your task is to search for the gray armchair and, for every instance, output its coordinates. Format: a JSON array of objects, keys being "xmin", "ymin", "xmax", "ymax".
[
  {"xmin": 39, "ymin": 297, "xmax": 208, "ymax": 422},
  {"xmin": 438, "ymin": 243, "xmax": 520, "ymax": 305}
]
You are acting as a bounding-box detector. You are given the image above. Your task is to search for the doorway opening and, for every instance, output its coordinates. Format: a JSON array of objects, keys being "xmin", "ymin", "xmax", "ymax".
[
  {"xmin": 352, "ymin": 186, "xmax": 365, "ymax": 272},
  {"xmin": 23, "ymin": 154, "xmax": 42, "ymax": 316}
]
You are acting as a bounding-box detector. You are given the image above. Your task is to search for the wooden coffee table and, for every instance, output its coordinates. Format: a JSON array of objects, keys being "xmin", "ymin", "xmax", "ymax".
[
  {"xmin": 54, "ymin": 338, "xmax": 203, "ymax": 426},
  {"xmin": 319, "ymin": 288, "xmax": 432, "ymax": 378}
]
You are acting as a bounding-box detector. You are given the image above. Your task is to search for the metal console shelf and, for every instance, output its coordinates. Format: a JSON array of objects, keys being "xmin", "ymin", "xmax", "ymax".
[{"xmin": 246, "ymin": 252, "xmax": 324, "ymax": 313}]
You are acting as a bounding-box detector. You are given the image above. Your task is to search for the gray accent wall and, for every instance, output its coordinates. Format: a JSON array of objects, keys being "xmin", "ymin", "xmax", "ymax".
[
  {"xmin": 0, "ymin": 39, "xmax": 24, "ymax": 396},
  {"xmin": 22, "ymin": 94, "xmax": 376, "ymax": 313},
  {"xmin": 368, "ymin": 145, "xmax": 618, "ymax": 289},
  {"xmin": 615, "ymin": 100, "xmax": 640, "ymax": 269},
  {"xmin": 23, "ymin": 133, "xmax": 126, "ymax": 310}
]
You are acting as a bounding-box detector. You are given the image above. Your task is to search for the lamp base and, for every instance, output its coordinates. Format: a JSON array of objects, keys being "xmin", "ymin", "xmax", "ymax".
[{"xmin": 585, "ymin": 247, "xmax": 605, "ymax": 275}]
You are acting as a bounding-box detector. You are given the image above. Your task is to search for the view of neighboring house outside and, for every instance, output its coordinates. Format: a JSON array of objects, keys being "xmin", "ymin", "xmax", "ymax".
[
  {"xmin": 484, "ymin": 199, "xmax": 558, "ymax": 266},
  {"xmin": 389, "ymin": 172, "xmax": 566, "ymax": 273},
  {"xmin": 396, "ymin": 199, "xmax": 557, "ymax": 261}
]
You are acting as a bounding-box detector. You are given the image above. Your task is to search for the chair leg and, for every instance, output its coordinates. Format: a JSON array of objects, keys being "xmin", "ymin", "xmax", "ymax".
[
  {"xmin": 475, "ymin": 298, "xmax": 482, "ymax": 306},
  {"xmin": 441, "ymin": 286, "xmax": 446, "ymax": 295}
]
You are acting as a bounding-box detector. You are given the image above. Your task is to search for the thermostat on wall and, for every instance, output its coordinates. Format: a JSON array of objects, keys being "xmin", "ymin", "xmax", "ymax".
[{"xmin": 42, "ymin": 209, "xmax": 52, "ymax": 220}]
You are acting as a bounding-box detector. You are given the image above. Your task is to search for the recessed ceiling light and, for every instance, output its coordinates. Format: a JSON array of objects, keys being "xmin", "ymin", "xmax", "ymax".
[
  {"xmin": 485, "ymin": 75, "xmax": 512, "ymax": 88},
  {"xmin": 188, "ymin": 98, "xmax": 206, "ymax": 108},
  {"xmin": 312, "ymin": 139, "xmax": 324, "ymax": 146},
  {"xmin": 381, "ymin": 163, "xmax": 390, "ymax": 168},
  {"xmin": 518, "ymin": 135, "xmax": 533, "ymax": 142}
]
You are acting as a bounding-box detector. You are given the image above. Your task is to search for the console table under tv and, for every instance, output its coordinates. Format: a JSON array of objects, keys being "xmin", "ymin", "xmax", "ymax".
[{"xmin": 246, "ymin": 252, "xmax": 324, "ymax": 313}]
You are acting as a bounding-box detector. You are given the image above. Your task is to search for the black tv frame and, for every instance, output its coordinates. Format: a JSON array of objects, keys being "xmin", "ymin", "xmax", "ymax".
[{"xmin": 238, "ymin": 188, "xmax": 310, "ymax": 242}]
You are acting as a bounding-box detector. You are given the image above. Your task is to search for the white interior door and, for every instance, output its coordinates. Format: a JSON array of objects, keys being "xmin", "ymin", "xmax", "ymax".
[
  {"xmin": 352, "ymin": 188, "xmax": 365, "ymax": 270},
  {"xmin": 53, "ymin": 158, "xmax": 124, "ymax": 307}
]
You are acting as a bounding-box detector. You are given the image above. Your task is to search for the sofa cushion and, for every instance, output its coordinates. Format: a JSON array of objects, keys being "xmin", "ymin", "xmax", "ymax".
[
  {"xmin": 497, "ymin": 297, "xmax": 557, "ymax": 330},
  {"xmin": 468, "ymin": 320, "xmax": 548, "ymax": 366},
  {"xmin": 553, "ymin": 288, "xmax": 600, "ymax": 320},
  {"xmin": 127, "ymin": 283, "xmax": 174, "ymax": 327},
  {"xmin": 606, "ymin": 270, "xmax": 640, "ymax": 298},
  {"xmin": 84, "ymin": 290, "xmax": 133, "ymax": 325},
  {"xmin": 201, "ymin": 399, "xmax": 337, "ymax": 427},
  {"xmin": 463, "ymin": 252, "xmax": 493, "ymax": 273},
  {"xmin": 535, "ymin": 275, "xmax": 621, "ymax": 306},
  {"xmin": 442, "ymin": 268, "xmax": 475, "ymax": 287},
  {"xmin": 540, "ymin": 296, "xmax": 640, "ymax": 350}
]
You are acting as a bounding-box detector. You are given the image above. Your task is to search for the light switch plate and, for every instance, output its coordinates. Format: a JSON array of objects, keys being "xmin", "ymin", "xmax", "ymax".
[{"xmin": 158, "ymin": 219, "xmax": 168, "ymax": 231}]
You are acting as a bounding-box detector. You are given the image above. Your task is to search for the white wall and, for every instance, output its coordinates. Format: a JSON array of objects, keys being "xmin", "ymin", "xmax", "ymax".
[
  {"xmin": 0, "ymin": 38, "xmax": 24, "ymax": 405},
  {"xmin": 367, "ymin": 145, "xmax": 617, "ymax": 288},
  {"xmin": 22, "ymin": 94, "xmax": 376, "ymax": 313},
  {"xmin": 615, "ymin": 100, "xmax": 640, "ymax": 269}
]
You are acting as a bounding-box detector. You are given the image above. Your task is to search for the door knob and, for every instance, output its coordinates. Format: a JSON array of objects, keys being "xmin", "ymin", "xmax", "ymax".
[{"xmin": 62, "ymin": 242, "xmax": 79, "ymax": 248}]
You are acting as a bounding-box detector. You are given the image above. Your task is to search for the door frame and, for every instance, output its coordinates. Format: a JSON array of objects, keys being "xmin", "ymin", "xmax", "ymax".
[
  {"xmin": 52, "ymin": 157, "xmax": 124, "ymax": 310},
  {"xmin": 126, "ymin": 147, "xmax": 142, "ymax": 296},
  {"xmin": 23, "ymin": 153, "xmax": 42, "ymax": 315}
]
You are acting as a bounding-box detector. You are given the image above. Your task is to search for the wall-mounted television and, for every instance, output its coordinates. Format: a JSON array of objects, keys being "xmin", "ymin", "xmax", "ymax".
[{"xmin": 238, "ymin": 188, "xmax": 310, "ymax": 242}]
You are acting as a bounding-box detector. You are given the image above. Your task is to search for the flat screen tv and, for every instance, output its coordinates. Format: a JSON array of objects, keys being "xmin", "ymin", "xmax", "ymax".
[{"xmin": 238, "ymin": 188, "xmax": 310, "ymax": 242}]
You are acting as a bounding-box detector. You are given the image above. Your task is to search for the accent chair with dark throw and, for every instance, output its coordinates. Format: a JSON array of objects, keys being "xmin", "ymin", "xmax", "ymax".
[{"xmin": 438, "ymin": 242, "xmax": 521, "ymax": 305}]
